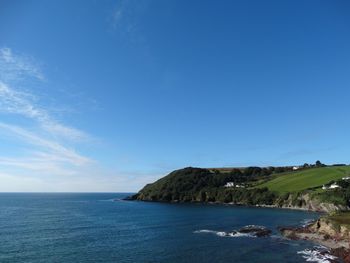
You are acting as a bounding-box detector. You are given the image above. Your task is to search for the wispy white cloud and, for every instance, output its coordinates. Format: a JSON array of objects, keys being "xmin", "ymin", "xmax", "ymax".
[
  {"xmin": 0, "ymin": 47, "xmax": 155, "ymax": 192},
  {"xmin": 0, "ymin": 47, "xmax": 94, "ymax": 187},
  {"xmin": 0, "ymin": 81, "xmax": 88, "ymax": 141},
  {"xmin": 0, "ymin": 122, "xmax": 91, "ymax": 166},
  {"xmin": 0, "ymin": 47, "xmax": 44, "ymax": 82}
]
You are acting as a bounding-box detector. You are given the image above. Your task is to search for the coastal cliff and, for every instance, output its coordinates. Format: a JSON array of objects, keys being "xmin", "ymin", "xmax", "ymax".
[{"xmin": 277, "ymin": 193, "xmax": 348, "ymax": 213}]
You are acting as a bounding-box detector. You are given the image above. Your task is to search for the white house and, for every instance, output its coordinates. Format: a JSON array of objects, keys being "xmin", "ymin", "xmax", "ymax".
[
  {"xmin": 329, "ymin": 183, "xmax": 340, "ymax": 189},
  {"xmin": 224, "ymin": 182, "xmax": 245, "ymax": 188},
  {"xmin": 293, "ymin": 166, "xmax": 300, "ymax": 171},
  {"xmin": 224, "ymin": 182, "xmax": 235, "ymax": 188},
  {"xmin": 322, "ymin": 183, "xmax": 341, "ymax": 190}
]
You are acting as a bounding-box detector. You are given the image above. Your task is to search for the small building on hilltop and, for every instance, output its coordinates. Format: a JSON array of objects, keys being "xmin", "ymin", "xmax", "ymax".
[
  {"xmin": 322, "ymin": 183, "xmax": 341, "ymax": 190},
  {"xmin": 224, "ymin": 182, "xmax": 245, "ymax": 188},
  {"xmin": 224, "ymin": 182, "xmax": 235, "ymax": 188},
  {"xmin": 329, "ymin": 183, "xmax": 340, "ymax": 189}
]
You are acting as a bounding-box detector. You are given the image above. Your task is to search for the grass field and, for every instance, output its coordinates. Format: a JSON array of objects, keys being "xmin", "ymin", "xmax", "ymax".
[
  {"xmin": 328, "ymin": 212, "xmax": 350, "ymax": 227},
  {"xmin": 256, "ymin": 166, "xmax": 350, "ymax": 193}
]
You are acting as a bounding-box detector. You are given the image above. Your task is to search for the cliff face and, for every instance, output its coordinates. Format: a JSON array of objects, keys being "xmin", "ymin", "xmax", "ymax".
[{"xmin": 277, "ymin": 193, "xmax": 348, "ymax": 213}]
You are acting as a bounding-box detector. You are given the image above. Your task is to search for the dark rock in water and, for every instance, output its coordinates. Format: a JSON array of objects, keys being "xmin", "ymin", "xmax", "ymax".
[
  {"xmin": 122, "ymin": 194, "xmax": 138, "ymax": 201},
  {"xmin": 238, "ymin": 225, "xmax": 272, "ymax": 237},
  {"xmin": 225, "ymin": 231, "xmax": 237, "ymax": 236}
]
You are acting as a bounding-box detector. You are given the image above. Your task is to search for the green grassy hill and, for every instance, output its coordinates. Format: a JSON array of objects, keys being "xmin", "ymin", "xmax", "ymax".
[{"xmin": 256, "ymin": 166, "xmax": 350, "ymax": 193}]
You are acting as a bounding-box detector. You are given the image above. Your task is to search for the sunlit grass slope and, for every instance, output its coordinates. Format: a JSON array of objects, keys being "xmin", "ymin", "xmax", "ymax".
[
  {"xmin": 257, "ymin": 166, "xmax": 350, "ymax": 193},
  {"xmin": 328, "ymin": 211, "xmax": 350, "ymax": 227}
]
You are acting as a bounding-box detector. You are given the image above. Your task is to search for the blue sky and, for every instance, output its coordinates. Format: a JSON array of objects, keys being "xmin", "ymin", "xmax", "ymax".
[{"xmin": 0, "ymin": 0, "xmax": 350, "ymax": 192}]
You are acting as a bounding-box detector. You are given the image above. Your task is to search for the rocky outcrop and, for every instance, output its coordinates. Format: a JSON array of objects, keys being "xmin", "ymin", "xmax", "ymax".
[
  {"xmin": 195, "ymin": 225, "xmax": 272, "ymax": 238},
  {"xmin": 280, "ymin": 216, "xmax": 350, "ymax": 262},
  {"xmin": 309, "ymin": 217, "xmax": 350, "ymax": 241},
  {"xmin": 281, "ymin": 217, "xmax": 350, "ymax": 246},
  {"xmin": 238, "ymin": 225, "xmax": 272, "ymax": 237}
]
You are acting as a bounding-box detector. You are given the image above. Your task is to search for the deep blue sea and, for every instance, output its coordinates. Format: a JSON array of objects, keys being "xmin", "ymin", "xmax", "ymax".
[{"xmin": 0, "ymin": 193, "xmax": 332, "ymax": 263}]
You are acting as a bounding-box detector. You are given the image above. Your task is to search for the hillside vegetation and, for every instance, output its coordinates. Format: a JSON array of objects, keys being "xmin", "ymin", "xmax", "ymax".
[
  {"xmin": 256, "ymin": 166, "xmax": 350, "ymax": 193},
  {"xmin": 132, "ymin": 167, "xmax": 278, "ymax": 204},
  {"xmin": 132, "ymin": 164, "xmax": 350, "ymax": 212}
]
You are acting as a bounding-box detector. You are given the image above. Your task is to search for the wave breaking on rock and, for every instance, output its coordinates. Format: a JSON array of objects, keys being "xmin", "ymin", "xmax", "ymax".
[
  {"xmin": 297, "ymin": 246, "xmax": 338, "ymax": 263},
  {"xmin": 194, "ymin": 225, "xmax": 271, "ymax": 238}
]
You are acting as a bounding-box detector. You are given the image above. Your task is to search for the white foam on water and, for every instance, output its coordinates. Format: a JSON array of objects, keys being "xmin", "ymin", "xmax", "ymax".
[
  {"xmin": 194, "ymin": 229, "xmax": 255, "ymax": 238},
  {"xmin": 297, "ymin": 246, "xmax": 337, "ymax": 263},
  {"xmin": 301, "ymin": 219, "xmax": 315, "ymax": 227},
  {"xmin": 193, "ymin": 229, "xmax": 217, "ymax": 234},
  {"xmin": 242, "ymin": 225, "xmax": 265, "ymax": 229},
  {"xmin": 231, "ymin": 232, "xmax": 255, "ymax": 238},
  {"xmin": 216, "ymin": 231, "xmax": 227, "ymax": 237}
]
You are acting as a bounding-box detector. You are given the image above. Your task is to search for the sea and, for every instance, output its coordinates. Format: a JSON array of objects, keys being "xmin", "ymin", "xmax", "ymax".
[{"xmin": 0, "ymin": 193, "xmax": 339, "ymax": 263}]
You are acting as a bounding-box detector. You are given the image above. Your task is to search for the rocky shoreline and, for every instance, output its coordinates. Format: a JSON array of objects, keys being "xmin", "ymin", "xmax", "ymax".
[
  {"xmin": 279, "ymin": 217, "xmax": 350, "ymax": 262},
  {"xmin": 130, "ymin": 191, "xmax": 348, "ymax": 214}
]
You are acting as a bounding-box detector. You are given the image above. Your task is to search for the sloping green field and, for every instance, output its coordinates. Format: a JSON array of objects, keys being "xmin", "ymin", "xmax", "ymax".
[
  {"xmin": 257, "ymin": 166, "xmax": 350, "ymax": 193},
  {"xmin": 328, "ymin": 211, "xmax": 350, "ymax": 227}
]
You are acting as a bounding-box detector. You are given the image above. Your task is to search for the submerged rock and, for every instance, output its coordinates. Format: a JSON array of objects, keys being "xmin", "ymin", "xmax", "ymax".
[{"xmin": 122, "ymin": 196, "xmax": 134, "ymax": 201}]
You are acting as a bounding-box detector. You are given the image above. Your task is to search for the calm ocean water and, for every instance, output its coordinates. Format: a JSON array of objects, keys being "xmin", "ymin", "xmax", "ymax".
[{"xmin": 0, "ymin": 193, "xmax": 328, "ymax": 263}]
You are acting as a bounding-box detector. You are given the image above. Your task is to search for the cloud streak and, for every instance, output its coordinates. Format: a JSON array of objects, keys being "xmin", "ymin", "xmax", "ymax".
[
  {"xmin": 0, "ymin": 122, "xmax": 91, "ymax": 166},
  {"xmin": 0, "ymin": 81, "xmax": 88, "ymax": 141},
  {"xmin": 0, "ymin": 47, "xmax": 44, "ymax": 82},
  {"xmin": 0, "ymin": 47, "xmax": 93, "ymax": 183},
  {"xmin": 0, "ymin": 47, "xmax": 156, "ymax": 192},
  {"xmin": 0, "ymin": 48, "xmax": 90, "ymax": 142}
]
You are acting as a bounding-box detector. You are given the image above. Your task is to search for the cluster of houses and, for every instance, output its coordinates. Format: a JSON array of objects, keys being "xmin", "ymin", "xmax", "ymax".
[
  {"xmin": 224, "ymin": 182, "xmax": 245, "ymax": 188},
  {"xmin": 321, "ymin": 176, "xmax": 350, "ymax": 190}
]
